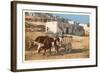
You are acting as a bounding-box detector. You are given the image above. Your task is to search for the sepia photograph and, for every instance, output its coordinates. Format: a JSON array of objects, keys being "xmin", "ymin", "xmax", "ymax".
[{"xmin": 24, "ymin": 11, "xmax": 90, "ymax": 60}]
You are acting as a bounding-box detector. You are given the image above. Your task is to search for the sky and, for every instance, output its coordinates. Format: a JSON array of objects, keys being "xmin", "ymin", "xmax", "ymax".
[{"xmin": 54, "ymin": 13, "xmax": 89, "ymax": 24}]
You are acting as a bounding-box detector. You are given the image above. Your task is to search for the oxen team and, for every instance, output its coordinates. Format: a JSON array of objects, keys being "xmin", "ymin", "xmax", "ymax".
[{"xmin": 28, "ymin": 35, "xmax": 72, "ymax": 55}]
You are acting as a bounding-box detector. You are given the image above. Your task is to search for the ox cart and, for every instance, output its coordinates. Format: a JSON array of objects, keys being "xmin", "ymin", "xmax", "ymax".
[
  {"xmin": 26, "ymin": 34, "xmax": 73, "ymax": 55},
  {"xmin": 56, "ymin": 35, "xmax": 73, "ymax": 54}
]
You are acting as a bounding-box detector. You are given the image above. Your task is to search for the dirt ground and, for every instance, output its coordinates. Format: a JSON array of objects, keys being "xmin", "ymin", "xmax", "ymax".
[{"xmin": 25, "ymin": 32, "xmax": 89, "ymax": 61}]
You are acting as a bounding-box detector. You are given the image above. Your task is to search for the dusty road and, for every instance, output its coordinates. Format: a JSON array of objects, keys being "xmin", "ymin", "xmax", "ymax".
[{"xmin": 25, "ymin": 48, "xmax": 89, "ymax": 60}]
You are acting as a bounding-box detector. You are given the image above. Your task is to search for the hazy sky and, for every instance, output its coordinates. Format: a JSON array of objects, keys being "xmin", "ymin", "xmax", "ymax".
[{"xmin": 54, "ymin": 13, "xmax": 89, "ymax": 24}]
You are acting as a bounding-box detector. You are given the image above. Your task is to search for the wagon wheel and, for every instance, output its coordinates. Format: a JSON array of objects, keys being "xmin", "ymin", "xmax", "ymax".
[
  {"xmin": 66, "ymin": 43, "xmax": 72, "ymax": 53},
  {"xmin": 63, "ymin": 43, "xmax": 72, "ymax": 53}
]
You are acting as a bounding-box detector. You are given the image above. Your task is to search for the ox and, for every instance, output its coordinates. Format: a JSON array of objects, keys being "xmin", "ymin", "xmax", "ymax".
[{"xmin": 33, "ymin": 36, "xmax": 61, "ymax": 55}]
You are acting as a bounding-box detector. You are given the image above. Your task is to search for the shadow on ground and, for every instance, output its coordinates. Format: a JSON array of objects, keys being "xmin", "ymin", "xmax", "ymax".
[{"xmin": 47, "ymin": 48, "xmax": 88, "ymax": 56}]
